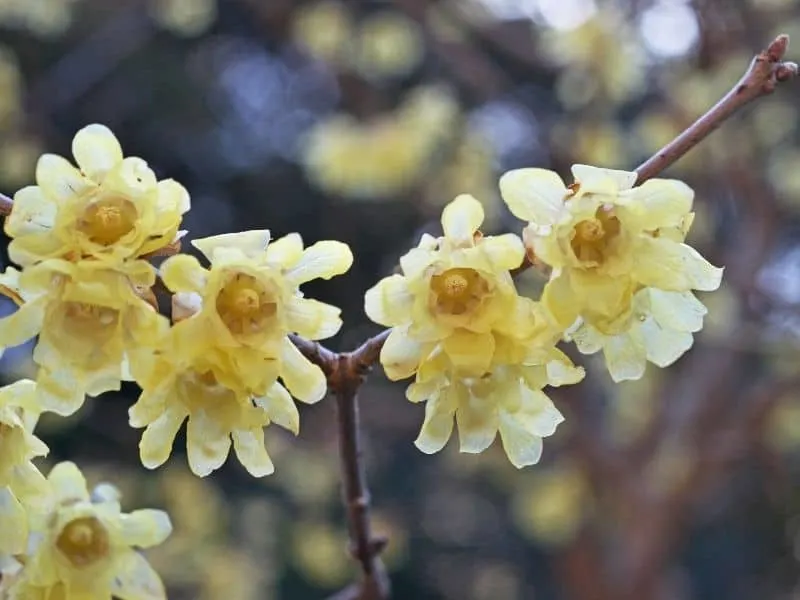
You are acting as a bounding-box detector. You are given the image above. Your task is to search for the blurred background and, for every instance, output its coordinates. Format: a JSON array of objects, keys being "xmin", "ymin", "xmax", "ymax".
[{"xmin": 1, "ymin": 0, "xmax": 800, "ymax": 598}]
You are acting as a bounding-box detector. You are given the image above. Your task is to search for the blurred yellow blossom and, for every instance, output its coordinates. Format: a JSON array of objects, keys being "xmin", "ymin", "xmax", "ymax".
[
  {"xmin": 291, "ymin": 519, "xmax": 353, "ymax": 588},
  {"xmin": 352, "ymin": 12, "xmax": 424, "ymax": 80},
  {"xmin": 292, "ymin": 0, "xmax": 353, "ymax": 65},
  {"xmin": 149, "ymin": 0, "xmax": 218, "ymax": 37},
  {"xmin": 6, "ymin": 124, "xmax": 190, "ymax": 268},
  {"xmin": 0, "ymin": 0, "xmax": 78, "ymax": 37},
  {"xmin": 501, "ymin": 164, "xmax": 722, "ymax": 381},
  {"xmin": 7, "ymin": 461, "xmax": 172, "ymax": 600}
]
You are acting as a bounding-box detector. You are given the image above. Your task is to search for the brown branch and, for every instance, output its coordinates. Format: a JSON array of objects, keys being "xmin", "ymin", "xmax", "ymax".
[
  {"xmin": 0, "ymin": 192, "xmax": 13, "ymax": 216},
  {"xmin": 635, "ymin": 34, "xmax": 798, "ymax": 184}
]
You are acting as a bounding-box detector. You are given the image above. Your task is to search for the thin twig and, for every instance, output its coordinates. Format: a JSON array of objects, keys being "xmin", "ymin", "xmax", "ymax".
[{"xmin": 0, "ymin": 192, "xmax": 12, "ymax": 216}]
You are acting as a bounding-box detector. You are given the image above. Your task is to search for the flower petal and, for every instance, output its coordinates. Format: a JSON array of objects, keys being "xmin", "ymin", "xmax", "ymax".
[
  {"xmin": 286, "ymin": 297, "xmax": 342, "ymax": 340},
  {"xmin": 0, "ymin": 299, "xmax": 44, "ymax": 351},
  {"xmin": 5, "ymin": 186, "xmax": 56, "ymax": 238},
  {"xmin": 0, "ymin": 487, "xmax": 27, "ymax": 554},
  {"xmin": 232, "ymin": 429, "xmax": 275, "ymax": 477},
  {"xmin": 571, "ymin": 164, "xmax": 637, "ymax": 193},
  {"xmin": 499, "ymin": 168, "xmax": 567, "ymax": 225},
  {"xmin": 414, "ymin": 393, "xmax": 455, "ymax": 454},
  {"xmin": 186, "ymin": 412, "xmax": 231, "ymax": 477},
  {"xmin": 47, "ymin": 461, "xmax": 90, "ymax": 504},
  {"xmin": 71, "ymin": 124, "xmax": 124, "ymax": 181},
  {"xmin": 441, "ymin": 194, "xmax": 484, "ymax": 244},
  {"xmin": 442, "ymin": 330, "xmax": 495, "ymax": 375},
  {"xmin": 139, "ymin": 405, "xmax": 187, "ymax": 470},
  {"xmin": 286, "ymin": 240, "xmax": 353, "ymax": 285},
  {"xmin": 118, "ymin": 510, "xmax": 173, "ymax": 548},
  {"xmin": 603, "ymin": 329, "xmax": 646, "ymax": 382},
  {"xmin": 255, "ymin": 382, "xmax": 300, "ymax": 434},
  {"xmin": 364, "ymin": 274, "xmax": 413, "ymax": 327},
  {"xmin": 380, "ymin": 328, "xmax": 425, "ymax": 380},
  {"xmin": 35, "ymin": 154, "xmax": 91, "ymax": 202},
  {"xmin": 192, "ymin": 230, "xmax": 271, "ymax": 262},
  {"xmin": 456, "ymin": 395, "xmax": 498, "ymax": 454},
  {"xmin": 265, "ymin": 232, "xmax": 304, "ymax": 269},
  {"xmin": 111, "ymin": 551, "xmax": 167, "ymax": 600},
  {"xmin": 648, "ymin": 288, "xmax": 707, "ymax": 332},
  {"xmin": 480, "ymin": 234, "xmax": 525, "ymax": 271},
  {"xmin": 498, "ymin": 414, "xmax": 545, "ymax": 469},
  {"xmin": 280, "ymin": 338, "xmax": 327, "ymax": 403},
  {"xmin": 618, "ymin": 179, "xmax": 693, "ymax": 230},
  {"xmin": 159, "ymin": 254, "xmax": 208, "ymax": 293},
  {"xmin": 639, "ymin": 318, "xmax": 694, "ymax": 367},
  {"xmin": 632, "ymin": 237, "xmax": 723, "ymax": 292}
]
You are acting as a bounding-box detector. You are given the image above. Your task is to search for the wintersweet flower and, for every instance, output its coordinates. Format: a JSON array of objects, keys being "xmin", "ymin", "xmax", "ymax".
[
  {"xmin": 6, "ymin": 462, "xmax": 171, "ymax": 600},
  {"xmin": 0, "ymin": 379, "xmax": 49, "ymax": 555},
  {"xmin": 5, "ymin": 124, "xmax": 189, "ymax": 267},
  {"xmin": 406, "ymin": 347, "xmax": 583, "ymax": 468},
  {"xmin": 365, "ymin": 194, "xmax": 542, "ymax": 380},
  {"xmin": 500, "ymin": 164, "xmax": 723, "ymax": 381},
  {"xmin": 0, "ymin": 259, "xmax": 168, "ymax": 415}
]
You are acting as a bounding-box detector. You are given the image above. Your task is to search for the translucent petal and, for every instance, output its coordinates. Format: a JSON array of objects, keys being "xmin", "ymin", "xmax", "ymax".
[
  {"xmin": 36, "ymin": 369, "xmax": 86, "ymax": 417},
  {"xmin": 456, "ymin": 395, "xmax": 498, "ymax": 454},
  {"xmin": 232, "ymin": 429, "xmax": 275, "ymax": 477},
  {"xmin": 603, "ymin": 329, "xmax": 646, "ymax": 382},
  {"xmin": 5, "ymin": 186, "xmax": 56, "ymax": 238},
  {"xmin": 156, "ymin": 178, "xmax": 190, "ymax": 216},
  {"xmin": 118, "ymin": 510, "xmax": 172, "ymax": 548},
  {"xmin": 364, "ymin": 274, "xmax": 413, "ymax": 327},
  {"xmin": 441, "ymin": 194, "xmax": 484, "ymax": 244},
  {"xmin": 639, "ymin": 318, "xmax": 694, "ymax": 367},
  {"xmin": 47, "ymin": 461, "xmax": 89, "ymax": 504},
  {"xmin": 255, "ymin": 383, "xmax": 300, "ymax": 434},
  {"xmin": 541, "ymin": 273, "xmax": 581, "ymax": 329},
  {"xmin": 480, "ymin": 234, "xmax": 525, "ymax": 271},
  {"xmin": 380, "ymin": 328, "xmax": 424, "ymax": 380},
  {"xmin": 399, "ymin": 246, "xmax": 435, "ymax": 280},
  {"xmin": 545, "ymin": 352, "xmax": 585, "ymax": 387},
  {"xmin": 414, "ymin": 398, "xmax": 455, "ymax": 454},
  {"xmin": 514, "ymin": 389, "xmax": 565, "ymax": 436},
  {"xmin": 442, "ymin": 330, "xmax": 495, "ymax": 375},
  {"xmin": 71, "ymin": 124, "xmax": 124, "ymax": 180},
  {"xmin": 159, "ymin": 254, "xmax": 207, "ymax": 293},
  {"xmin": 571, "ymin": 164, "xmax": 637, "ymax": 193},
  {"xmin": 498, "ymin": 413, "xmax": 545, "ymax": 469},
  {"xmin": 280, "ymin": 338, "xmax": 327, "ymax": 403},
  {"xmin": 0, "ymin": 487, "xmax": 27, "ymax": 554},
  {"xmin": 139, "ymin": 406, "xmax": 186, "ymax": 470},
  {"xmin": 264, "ymin": 233, "xmax": 304, "ymax": 269},
  {"xmin": 286, "ymin": 297, "xmax": 342, "ymax": 340},
  {"xmin": 648, "ymin": 289, "xmax": 707, "ymax": 332},
  {"xmin": 0, "ymin": 300, "xmax": 44, "ymax": 351},
  {"xmin": 35, "ymin": 154, "xmax": 91, "ymax": 202},
  {"xmin": 618, "ymin": 179, "xmax": 693, "ymax": 230},
  {"xmin": 192, "ymin": 230, "xmax": 270, "ymax": 262},
  {"xmin": 632, "ymin": 237, "xmax": 723, "ymax": 292},
  {"xmin": 499, "ymin": 168, "xmax": 567, "ymax": 224},
  {"xmin": 186, "ymin": 412, "xmax": 231, "ymax": 477},
  {"xmin": 286, "ymin": 240, "xmax": 353, "ymax": 285},
  {"xmin": 111, "ymin": 551, "xmax": 167, "ymax": 600}
]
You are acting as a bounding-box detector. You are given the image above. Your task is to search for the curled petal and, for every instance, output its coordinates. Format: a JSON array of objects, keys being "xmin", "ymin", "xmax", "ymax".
[
  {"xmin": 280, "ymin": 338, "xmax": 327, "ymax": 403},
  {"xmin": 159, "ymin": 254, "xmax": 208, "ymax": 293},
  {"xmin": 255, "ymin": 382, "xmax": 300, "ymax": 434},
  {"xmin": 414, "ymin": 394, "xmax": 455, "ymax": 454},
  {"xmin": 441, "ymin": 194, "xmax": 484, "ymax": 244},
  {"xmin": 364, "ymin": 274, "xmax": 413, "ymax": 327},
  {"xmin": 193, "ymin": 230, "xmax": 270, "ymax": 262},
  {"xmin": 118, "ymin": 510, "xmax": 173, "ymax": 548},
  {"xmin": 139, "ymin": 405, "xmax": 187, "ymax": 470},
  {"xmin": 380, "ymin": 328, "xmax": 425, "ymax": 380},
  {"xmin": 71, "ymin": 124, "xmax": 124, "ymax": 180},
  {"xmin": 632, "ymin": 237, "xmax": 723, "ymax": 292},
  {"xmin": 36, "ymin": 154, "xmax": 92, "ymax": 202},
  {"xmin": 571, "ymin": 164, "xmax": 637, "ymax": 194},
  {"xmin": 286, "ymin": 240, "xmax": 353, "ymax": 286},
  {"xmin": 286, "ymin": 297, "xmax": 342, "ymax": 340},
  {"xmin": 233, "ymin": 429, "xmax": 275, "ymax": 477},
  {"xmin": 499, "ymin": 168, "xmax": 567, "ymax": 225}
]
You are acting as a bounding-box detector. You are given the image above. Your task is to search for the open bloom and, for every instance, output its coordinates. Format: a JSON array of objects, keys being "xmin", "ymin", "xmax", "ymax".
[
  {"xmin": 129, "ymin": 229, "xmax": 353, "ymax": 477},
  {"xmin": 0, "ymin": 259, "xmax": 168, "ymax": 415},
  {"xmin": 365, "ymin": 194, "xmax": 542, "ymax": 380},
  {"xmin": 5, "ymin": 124, "xmax": 189, "ymax": 267},
  {"xmin": 6, "ymin": 462, "xmax": 172, "ymax": 600},
  {"xmin": 0, "ymin": 379, "xmax": 49, "ymax": 555},
  {"xmin": 500, "ymin": 164, "xmax": 723, "ymax": 380}
]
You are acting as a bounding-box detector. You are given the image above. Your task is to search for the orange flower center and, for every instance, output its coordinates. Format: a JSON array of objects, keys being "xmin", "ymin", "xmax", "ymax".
[
  {"xmin": 430, "ymin": 267, "xmax": 489, "ymax": 315},
  {"xmin": 570, "ymin": 207, "xmax": 621, "ymax": 265},
  {"xmin": 78, "ymin": 198, "xmax": 137, "ymax": 246},
  {"xmin": 56, "ymin": 517, "xmax": 110, "ymax": 568}
]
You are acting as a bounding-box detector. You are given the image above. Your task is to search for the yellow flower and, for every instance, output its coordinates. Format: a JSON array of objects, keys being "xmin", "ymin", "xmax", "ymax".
[
  {"xmin": 129, "ymin": 229, "xmax": 353, "ymax": 477},
  {"xmin": 0, "ymin": 379, "xmax": 49, "ymax": 555},
  {"xmin": 7, "ymin": 461, "xmax": 172, "ymax": 600},
  {"xmin": 365, "ymin": 194, "xmax": 540, "ymax": 379},
  {"xmin": 5, "ymin": 124, "xmax": 190, "ymax": 267},
  {"xmin": 0, "ymin": 259, "xmax": 168, "ymax": 415},
  {"xmin": 352, "ymin": 11, "xmax": 424, "ymax": 80},
  {"xmin": 500, "ymin": 164, "xmax": 723, "ymax": 381}
]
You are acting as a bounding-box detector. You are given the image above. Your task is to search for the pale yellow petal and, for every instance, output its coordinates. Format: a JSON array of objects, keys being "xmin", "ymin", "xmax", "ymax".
[
  {"xmin": 498, "ymin": 413, "xmax": 544, "ymax": 468},
  {"xmin": 111, "ymin": 551, "xmax": 167, "ymax": 600},
  {"xmin": 186, "ymin": 412, "xmax": 231, "ymax": 477},
  {"xmin": 35, "ymin": 368, "xmax": 86, "ymax": 416},
  {"xmin": 545, "ymin": 352, "xmax": 585, "ymax": 387},
  {"xmin": 456, "ymin": 394, "xmax": 498, "ymax": 454},
  {"xmin": 47, "ymin": 461, "xmax": 89, "ymax": 503},
  {"xmin": 286, "ymin": 297, "xmax": 342, "ymax": 340},
  {"xmin": 0, "ymin": 299, "xmax": 44, "ymax": 350},
  {"xmin": 286, "ymin": 240, "xmax": 354, "ymax": 285},
  {"xmin": 639, "ymin": 318, "xmax": 694, "ymax": 367},
  {"xmin": 499, "ymin": 168, "xmax": 567, "ymax": 224},
  {"xmin": 399, "ymin": 246, "xmax": 435, "ymax": 280},
  {"xmin": 35, "ymin": 154, "xmax": 91, "ymax": 202},
  {"xmin": 232, "ymin": 429, "xmax": 275, "ymax": 477},
  {"xmin": 414, "ymin": 393, "xmax": 455, "ymax": 454},
  {"xmin": 192, "ymin": 230, "xmax": 270, "ymax": 262},
  {"xmin": 139, "ymin": 405, "xmax": 187, "ymax": 470},
  {"xmin": 5, "ymin": 186, "xmax": 56, "ymax": 238},
  {"xmin": 479, "ymin": 234, "xmax": 525, "ymax": 271},
  {"xmin": 618, "ymin": 179, "xmax": 693, "ymax": 230},
  {"xmin": 0, "ymin": 487, "xmax": 27, "ymax": 554},
  {"xmin": 603, "ymin": 329, "xmax": 646, "ymax": 382},
  {"xmin": 571, "ymin": 164, "xmax": 637, "ymax": 193},
  {"xmin": 364, "ymin": 274, "xmax": 413, "ymax": 327},
  {"xmin": 159, "ymin": 254, "xmax": 208, "ymax": 293},
  {"xmin": 156, "ymin": 178, "xmax": 190, "ymax": 216},
  {"xmin": 441, "ymin": 194, "xmax": 484, "ymax": 243},
  {"xmin": 280, "ymin": 338, "xmax": 327, "ymax": 403},
  {"xmin": 513, "ymin": 389, "xmax": 564, "ymax": 437},
  {"xmin": 380, "ymin": 328, "xmax": 424, "ymax": 380},
  {"xmin": 264, "ymin": 232, "xmax": 304, "ymax": 268},
  {"xmin": 632, "ymin": 237, "xmax": 723, "ymax": 292},
  {"xmin": 255, "ymin": 382, "xmax": 299, "ymax": 434},
  {"xmin": 118, "ymin": 510, "xmax": 172, "ymax": 548},
  {"xmin": 648, "ymin": 288, "xmax": 707, "ymax": 332},
  {"xmin": 442, "ymin": 330, "xmax": 494, "ymax": 375},
  {"xmin": 541, "ymin": 272, "xmax": 581, "ymax": 329},
  {"xmin": 71, "ymin": 124, "xmax": 124, "ymax": 180}
]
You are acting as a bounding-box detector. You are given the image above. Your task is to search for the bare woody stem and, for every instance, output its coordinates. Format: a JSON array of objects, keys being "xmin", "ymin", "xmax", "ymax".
[{"xmin": 0, "ymin": 192, "xmax": 12, "ymax": 216}]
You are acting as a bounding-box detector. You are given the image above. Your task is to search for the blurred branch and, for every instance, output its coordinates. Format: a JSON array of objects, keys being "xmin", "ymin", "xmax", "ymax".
[
  {"xmin": 0, "ymin": 192, "xmax": 12, "ymax": 216},
  {"xmin": 635, "ymin": 34, "xmax": 798, "ymax": 183}
]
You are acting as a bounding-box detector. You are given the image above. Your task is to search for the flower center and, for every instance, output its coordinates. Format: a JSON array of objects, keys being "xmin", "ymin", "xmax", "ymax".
[
  {"xmin": 570, "ymin": 207, "xmax": 621, "ymax": 265},
  {"xmin": 63, "ymin": 302, "xmax": 118, "ymax": 326},
  {"xmin": 78, "ymin": 198, "xmax": 138, "ymax": 246},
  {"xmin": 56, "ymin": 517, "xmax": 110, "ymax": 568},
  {"xmin": 216, "ymin": 273, "xmax": 278, "ymax": 336},
  {"xmin": 430, "ymin": 267, "xmax": 488, "ymax": 315}
]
